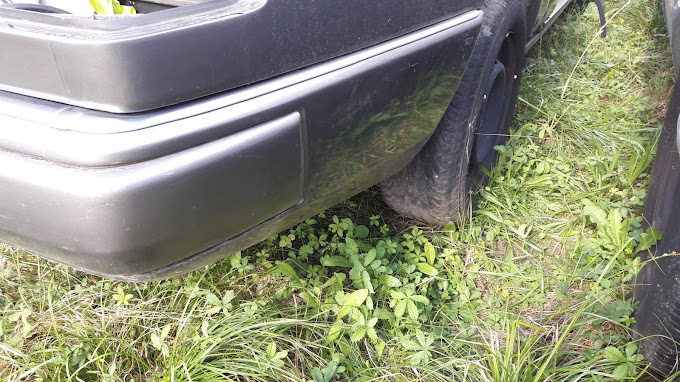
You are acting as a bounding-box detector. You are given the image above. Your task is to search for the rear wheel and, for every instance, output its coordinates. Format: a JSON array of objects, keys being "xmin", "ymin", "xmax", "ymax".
[{"xmin": 381, "ymin": 0, "xmax": 527, "ymax": 224}]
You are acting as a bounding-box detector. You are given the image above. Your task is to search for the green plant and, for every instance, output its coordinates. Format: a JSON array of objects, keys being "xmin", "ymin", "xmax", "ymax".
[
  {"xmin": 604, "ymin": 343, "xmax": 645, "ymax": 380},
  {"xmin": 0, "ymin": 0, "xmax": 674, "ymax": 380}
]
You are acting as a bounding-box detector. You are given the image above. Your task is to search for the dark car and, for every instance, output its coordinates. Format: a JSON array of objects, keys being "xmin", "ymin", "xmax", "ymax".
[
  {"xmin": 633, "ymin": 0, "xmax": 680, "ymax": 376},
  {"xmin": 0, "ymin": 0, "xmax": 573, "ymax": 280}
]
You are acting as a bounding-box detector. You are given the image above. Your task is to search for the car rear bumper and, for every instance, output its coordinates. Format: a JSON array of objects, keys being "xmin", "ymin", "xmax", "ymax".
[{"xmin": 0, "ymin": 11, "xmax": 482, "ymax": 280}]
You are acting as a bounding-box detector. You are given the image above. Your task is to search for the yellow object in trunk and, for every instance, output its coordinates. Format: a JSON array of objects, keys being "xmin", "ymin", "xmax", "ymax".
[{"xmin": 89, "ymin": 0, "xmax": 135, "ymax": 14}]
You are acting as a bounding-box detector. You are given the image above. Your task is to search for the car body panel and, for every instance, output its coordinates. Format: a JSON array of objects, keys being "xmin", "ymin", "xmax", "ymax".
[
  {"xmin": 0, "ymin": 113, "xmax": 304, "ymax": 276},
  {"xmin": 0, "ymin": 11, "xmax": 483, "ymax": 279},
  {"xmin": 0, "ymin": 11, "xmax": 482, "ymax": 166},
  {"xmin": 0, "ymin": 0, "xmax": 481, "ymax": 113},
  {"xmin": 0, "ymin": 0, "xmax": 570, "ymax": 114},
  {"xmin": 0, "ymin": 0, "xmax": 576, "ymax": 280}
]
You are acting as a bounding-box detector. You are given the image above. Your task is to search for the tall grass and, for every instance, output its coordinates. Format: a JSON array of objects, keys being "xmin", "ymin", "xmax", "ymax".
[{"xmin": 0, "ymin": 0, "xmax": 675, "ymax": 380}]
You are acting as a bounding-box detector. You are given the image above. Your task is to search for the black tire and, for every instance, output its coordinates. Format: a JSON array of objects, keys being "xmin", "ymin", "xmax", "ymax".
[
  {"xmin": 380, "ymin": 0, "xmax": 527, "ymax": 224},
  {"xmin": 633, "ymin": 82, "xmax": 680, "ymax": 376}
]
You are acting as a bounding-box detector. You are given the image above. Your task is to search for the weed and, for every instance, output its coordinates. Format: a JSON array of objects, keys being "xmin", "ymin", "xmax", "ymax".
[{"xmin": 0, "ymin": 0, "xmax": 675, "ymax": 380}]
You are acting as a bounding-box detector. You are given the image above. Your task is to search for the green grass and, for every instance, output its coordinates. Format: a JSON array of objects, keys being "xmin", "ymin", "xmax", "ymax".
[{"xmin": 0, "ymin": 0, "xmax": 676, "ymax": 380}]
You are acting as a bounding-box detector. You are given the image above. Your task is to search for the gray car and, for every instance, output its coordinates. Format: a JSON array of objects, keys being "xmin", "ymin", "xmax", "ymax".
[{"xmin": 0, "ymin": 0, "xmax": 574, "ymax": 280}]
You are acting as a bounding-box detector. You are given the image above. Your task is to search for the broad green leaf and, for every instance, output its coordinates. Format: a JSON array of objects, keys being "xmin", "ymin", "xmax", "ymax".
[
  {"xmin": 424, "ymin": 242, "xmax": 435, "ymax": 265},
  {"xmin": 377, "ymin": 341, "xmax": 386, "ymax": 359},
  {"xmin": 608, "ymin": 209, "xmax": 624, "ymax": 247},
  {"xmin": 321, "ymin": 273, "xmax": 345, "ymax": 289},
  {"xmin": 327, "ymin": 324, "xmax": 342, "ymax": 342},
  {"xmin": 373, "ymin": 308, "xmax": 394, "ymax": 320},
  {"xmin": 344, "ymin": 289, "xmax": 368, "ymax": 307},
  {"xmin": 410, "ymin": 295, "xmax": 430, "ymax": 305},
  {"xmin": 324, "ymin": 360, "xmax": 339, "ymax": 382},
  {"xmin": 354, "ymin": 225, "xmax": 370, "ymax": 239},
  {"xmin": 338, "ymin": 339, "xmax": 351, "ymax": 356},
  {"xmin": 267, "ymin": 342, "xmax": 276, "ymax": 358},
  {"xmin": 417, "ymin": 331, "xmax": 434, "ymax": 347},
  {"xmin": 337, "ymin": 306, "xmax": 352, "ymax": 319},
  {"xmin": 625, "ymin": 343, "xmax": 638, "ymax": 360},
  {"xmin": 401, "ymin": 340, "xmax": 421, "ymax": 350},
  {"xmin": 150, "ymin": 332, "xmax": 161, "ymax": 350},
  {"xmin": 335, "ymin": 273, "xmax": 347, "ymax": 283},
  {"xmin": 456, "ymin": 283, "xmax": 471, "ymax": 302},
  {"xmin": 299, "ymin": 244, "xmax": 314, "ymax": 257},
  {"xmin": 407, "ymin": 300, "xmax": 418, "ymax": 320},
  {"xmin": 379, "ymin": 275, "xmax": 402, "ymax": 288},
  {"xmin": 223, "ymin": 290, "xmax": 235, "ymax": 304},
  {"xmin": 310, "ymin": 369, "xmax": 324, "ymax": 382},
  {"xmin": 230, "ymin": 252, "xmax": 242, "ymax": 268},
  {"xmin": 274, "ymin": 261, "xmax": 300, "ymax": 282},
  {"xmin": 390, "ymin": 291, "xmax": 407, "ymax": 299},
  {"xmin": 612, "ymin": 363, "xmax": 630, "ymax": 380},
  {"xmin": 349, "ymin": 266, "xmax": 363, "ymax": 280},
  {"xmin": 321, "ymin": 256, "xmax": 353, "ymax": 268},
  {"xmin": 349, "ymin": 327, "xmax": 367, "ymax": 342},
  {"xmin": 635, "ymin": 227, "xmax": 661, "ymax": 253},
  {"xmin": 274, "ymin": 350, "xmax": 288, "ymax": 360},
  {"xmin": 343, "ymin": 237, "xmax": 359, "ymax": 256},
  {"xmin": 363, "ymin": 249, "xmax": 376, "ymax": 267},
  {"xmin": 205, "ymin": 293, "xmax": 221, "ymax": 307},
  {"xmin": 417, "ymin": 263, "xmax": 438, "ymax": 276},
  {"xmin": 416, "ymin": 331, "xmax": 426, "ymax": 347},
  {"xmin": 334, "ymin": 290, "xmax": 345, "ymax": 305},
  {"xmin": 394, "ymin": 300, "xmax": 406, "ymax": 319},
  {"xmin": 366, "ymin": 327, "xmax": 378, "ymax": 342},
  {"xmin": 365, "ymin": 294, "xmax": 374, "ymax": 310},
  {"xmin": 361, "ymin": 270, "xmax": 374, "ymax": 294},
  {"xmin": 604, "ymin": 346, "xmax": 627, "ymax": 363},
  {"xmin": 299, "ymin": 291, "xmax": 318, "ymax": 306},
  {"xmin": 160, "ymin": 325, "xmax": 171, "ymax": 340},
  {"xmin": 410, "ymin": 350, "xmax": 431, "ymax": 365},
  {"xmin": 583, "ymin": 205, "xmax": 607, "ymax": 226}
]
